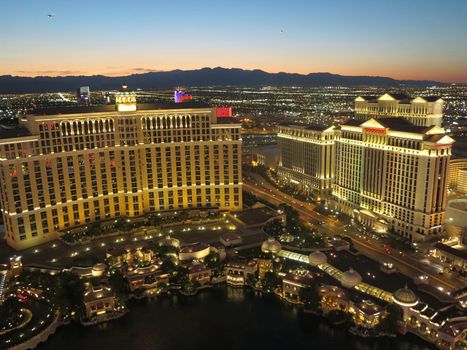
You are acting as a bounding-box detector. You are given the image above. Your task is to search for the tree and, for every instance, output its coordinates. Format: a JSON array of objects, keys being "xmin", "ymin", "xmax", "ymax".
[
  {"xmin": 160, "ymin": 258, "xmax": 176, "ymax": 272},
  {"xmin": 279, "ymin": 204, "xmax": 302, "ymax": 235},
  {"xmin": 109, "ymin": 270, "xmax": 130, "ymax": 301},
  {"xmin": 376, "ymin": 304, "xmax": 403, "ymax": 334},
  {"xmin": 204, "ymin": 252, "xmax": 223, "ymax": 277},
  {"xmin": 170, "ymin": 266, "xmax": 188, "ymax": 285},
  {"xmin": 114, "ymin": 217, "xmax": 132, "ymax": 231},
  {"xmin": 56, "ymin": 271, "xmax": 85, "ymax": 318},
  {"xmin": 325, "ymin": 309, "xmax": 352, "ymax": 326},
  {"xmin": 87, "ymin": 221, "xmax": 102, "ymax": 236},
  {"xmin": 246, "ymin": 272, "xmax": 258, "ymax": 288},
  {"xmin": 299, "ymin": 284, "xmax": 321, "ymax": 311},
  {"xmin": 261, "ymin": 271, "xmax": 281, "ymax": 293},
  {"xmin": 154, "ymin": 245, "xmax": 178, "ymax": 258},
  {"xmin": 148, "ymin": 214, "xmax": 162, "ymax": 227},
  {"xmin": 0, "ymin": 297, "xmax": 22, "ymax": 328}
]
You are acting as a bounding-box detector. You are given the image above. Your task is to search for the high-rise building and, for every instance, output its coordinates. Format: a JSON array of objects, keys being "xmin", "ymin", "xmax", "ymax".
[
  {"xmin": 77, "ymin": 86, "xmax": 91, "ymax": 106},
  {"xmin": 448, "ymin": 158, "xmax": 467, "ymax": 193},
  {"xmin": 0, "ymin": 93, "xmax": 242, "ymax": 250},
  {"xmin": 354, "ymin": 93, "xmax": 444, "ymax": 127},
  {"xmin": 332, "ymin": 118, "xmax": 454, "ymax": 241},
  {"xmin": 277, "ymin": 124, "xmax": 335, "ymax": 198}
]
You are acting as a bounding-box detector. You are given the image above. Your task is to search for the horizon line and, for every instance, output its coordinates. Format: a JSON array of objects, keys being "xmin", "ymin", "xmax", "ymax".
[{"xmin": 1, "ymin": 66, "xmax": 463, "ymax": 84}]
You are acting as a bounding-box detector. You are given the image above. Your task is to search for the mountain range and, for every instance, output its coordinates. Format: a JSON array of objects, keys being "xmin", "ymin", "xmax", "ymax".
[{"xmin": 0, "ymin": 67, "xmax": 446, "ymax": 94}]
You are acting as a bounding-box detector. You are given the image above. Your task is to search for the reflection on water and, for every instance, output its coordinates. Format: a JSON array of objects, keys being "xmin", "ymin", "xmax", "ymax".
[{"xmin": 38, "ymin": 286, "xmax": 436, "ymax": 350}]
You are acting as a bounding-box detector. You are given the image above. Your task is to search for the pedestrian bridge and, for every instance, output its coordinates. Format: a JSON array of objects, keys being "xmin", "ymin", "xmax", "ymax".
[{"xmin": 277, "ymin": 250, "xmax": 393, "ymax": 303}]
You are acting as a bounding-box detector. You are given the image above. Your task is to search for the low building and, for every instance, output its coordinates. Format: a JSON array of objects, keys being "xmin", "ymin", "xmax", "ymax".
[
  {"xmin": 393, "ymin": 286, "xmax": 467, "ymax": 350},
  {"xmin": 124, "ymin": 262, "xmax": 169, "ymax": 291},
  {"xmin": 127, "ymin": 270, "xmax": 169, "ymax": 291},
  {"xmin": 220, "ymin": 233, "xmax": 243, "ymax": 247},
  {"xmin": 179, "ymin": 243, "xmax": 210, "ymax": 261},
  {"xmin": 232, "ymin": 205, "xmax": 284, "ymax": 230},
  {"xmin": 187, "ymin": 263, "xmax": 211, "ymax": 285},
  {"xmin": 224, "ymin": 258, "xmax": 257, "ymax": 286},
  {"xmin": 159, "ymin": 235, "xmax": 181, "ymax": 249},
  {"xmin": 320, "ymin": 284, "xmax": 349, "ymax": 313},
  {"xmin": 92, "ymin": 263, "xmax": 107, "ymax": 278},
  {"xmin": 83, "ymin": 284, "xmax": 117, "ymax": 321},
  {"xmin": 254, "ymin": 145, "xmax": 279, "ymax": 170},
  {"xmin": 432, "ymin": 242, "xmax": 467, "ymax": 274},
  {"xmin": 332, "ymin": 239, "xmax": 350, "ymax": 252},
  {"xmin": 9, "ymin": 255, "xmax": 22, "ymax": 277},
  {"xmin": 282, "ymin": 271, "xmax": 313, "ymax": 303},
  {"xmin": 351, "ymin": 299, "xmax": 383, "ymax": 328}
]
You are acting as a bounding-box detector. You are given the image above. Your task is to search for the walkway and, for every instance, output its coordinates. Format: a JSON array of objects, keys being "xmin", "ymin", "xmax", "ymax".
[{"xmin": 277, "ymin": 250, "xmax": 393, "ymax": 303}]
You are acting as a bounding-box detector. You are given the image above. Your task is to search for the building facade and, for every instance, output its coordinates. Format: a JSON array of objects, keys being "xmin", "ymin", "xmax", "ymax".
[
  {"xmin": 0, "ymin": 94, "xmax": 242, "ymax": 250},
  {"xmin": 354, "ymin": 93, "xmax": 444, "ymax": 127},
  {"xmin": 448, "ymin": 158, "xmax": 467, "ymax": 193},
  {"xmin": 332, "ymin": 118, "xmax": 453, "ymax": 241},
  {"xmin": 277, "ymin": 124, "xmax": 335, "ymax": 198}
]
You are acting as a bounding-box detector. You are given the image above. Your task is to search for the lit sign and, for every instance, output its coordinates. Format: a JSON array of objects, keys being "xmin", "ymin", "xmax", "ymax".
[
  {"xmin": 364, "ymin": 127, "xmax": 386, "ymax": 135},
  {"xmin": 174, "ymin": 90, "xmax": 192, "ymax": 103},
  {"xmin": 216, "ymin": 107, "xmax": 232, "ymax": 118}
]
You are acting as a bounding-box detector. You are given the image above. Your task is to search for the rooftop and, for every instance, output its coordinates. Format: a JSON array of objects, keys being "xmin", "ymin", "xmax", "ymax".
[
  {"xmin": 280, "ymin": 121, "xmax": 332, "ymax": 131},
  {"xmin": 0, "ymin": 125, "xmax": 31, "ymax": 139},
  {"xmin": 343, "ymin": 117, "xmax": 432, "ymax": 134},
  {"xmin": 376, "ymin": 117, "xmax": 430, "ymax": 133},
  {"xmin": 283, "ymin": 272, "xmax": 313, "ymax": 286},
  {"xmin": 28, "ymin": 101, "xmax": 212, "ymax": 116},
  {"xmin": 434, "ymin": 243, "xmax": 467, "ymax": 260},
  {"xmin": 233, "ymin": 206, "xmax": 281, "ymax": 226}
]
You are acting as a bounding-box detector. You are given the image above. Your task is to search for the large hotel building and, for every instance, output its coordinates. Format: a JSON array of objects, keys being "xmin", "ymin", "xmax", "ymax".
[
  {"xmin": 277, "ymin": 124, "xmax": 335, "ymax": 198},
  {"xmin": 0, "ymin": 93, "xmax": 242, "ymax": 250},
  {"xmin": 354, "ymin": 93, "xmax": 444, "ymax": 127},
  {"xmin": 278, "ymin": 93, "xmax": 454, "ymax": 241}
]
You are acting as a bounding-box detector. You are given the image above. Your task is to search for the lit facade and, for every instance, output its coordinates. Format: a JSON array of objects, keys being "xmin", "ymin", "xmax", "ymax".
[
  {"xmin": 83, "ymin": 284, "xmax": 117, "ymax": 320},
  {"xmin": 277, "ymin": 124, "xmax": 335, "ymax": 198},
  {"xmin": 0, "ymin": 94, "xmax": 242, "ymax": 250},
  {"xmin": 448, "ymin": 158, "xmax": 467, "ymax": 193},
  {"xmin": 332, "ymin": 118, "xmax": 454, "ymax": 241},
  {"xmin": 354, "ymin": 93, "xmax": 444, "ymax": 127}
]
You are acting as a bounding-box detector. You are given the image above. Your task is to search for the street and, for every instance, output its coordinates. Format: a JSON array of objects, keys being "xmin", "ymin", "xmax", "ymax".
[{"xmin": 243, "ymin": 171, "xmax": 464, "ymax": 292}]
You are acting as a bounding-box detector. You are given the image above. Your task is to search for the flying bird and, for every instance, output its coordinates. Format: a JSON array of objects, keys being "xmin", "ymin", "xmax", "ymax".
[{"xmin": 48, "ymin": 13, "xmax": 56, "ymax": 18}]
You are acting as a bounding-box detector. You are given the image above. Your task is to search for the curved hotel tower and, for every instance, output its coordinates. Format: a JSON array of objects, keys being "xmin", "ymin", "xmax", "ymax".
[{"xmin": 0, "ymin": 92, "xmax": 242, "ymax": 250}]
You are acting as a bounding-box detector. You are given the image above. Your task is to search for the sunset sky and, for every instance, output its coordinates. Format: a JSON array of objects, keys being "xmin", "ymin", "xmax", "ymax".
[{"xmin": 1, "ymin": 0, "xmax": 466, "ymax": 82}]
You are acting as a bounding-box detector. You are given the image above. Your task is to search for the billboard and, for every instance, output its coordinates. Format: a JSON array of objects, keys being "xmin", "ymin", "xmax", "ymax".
[{"xmin": 216, "ymin": 107, "xmax": 232, "ymax": 118}]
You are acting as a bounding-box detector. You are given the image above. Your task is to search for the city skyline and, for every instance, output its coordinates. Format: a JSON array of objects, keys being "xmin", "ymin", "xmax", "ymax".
[
  {"xmin": 0, "ymin": 2, "xmax": 466, "ymax": 349},
  {"xmin": 1, "ymin": 0, "xmax": 467, "ymax": 83}
]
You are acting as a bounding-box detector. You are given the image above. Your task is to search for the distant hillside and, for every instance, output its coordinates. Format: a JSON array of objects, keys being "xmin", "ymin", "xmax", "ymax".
[{"xmin": 0, "ymin": 67, "xmax": 445, "ymax": 93}]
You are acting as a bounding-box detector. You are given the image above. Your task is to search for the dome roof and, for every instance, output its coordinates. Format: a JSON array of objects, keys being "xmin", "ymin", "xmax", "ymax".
[
  {"xmin": 340, "ymin": 269, "xmax": 362, "ymax": 288},
  {"xmin": 261, "ymin": 237, "xmax": 282, "ymax": 254},
  {"xmin": 159, "ymin": 235, "xmax": 180, "ymax": 248},
  {"xmin": 308, "ymin": 251, "xmax": 327, "ymax": 266},
  {"xmin": 92, "ymin": 263, "xmax": 107, "ymax": 272},
  {"xmin": 392, "ymin": 287, "xmax": 418, "ymax": 307}
]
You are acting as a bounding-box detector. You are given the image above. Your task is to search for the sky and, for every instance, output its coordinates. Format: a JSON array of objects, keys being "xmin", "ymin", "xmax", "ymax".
[{"xmin": 1, "ymin": 0, "xmax": 466, "ymax": 82}]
